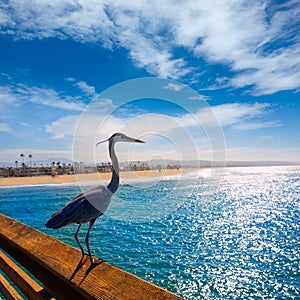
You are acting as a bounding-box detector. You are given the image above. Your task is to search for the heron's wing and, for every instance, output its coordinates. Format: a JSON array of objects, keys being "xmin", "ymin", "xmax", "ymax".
[
  {"xmin": 45, "ymin": 190, "xmax": 104, "ymax": 229},
  {"xmin": 83, "ymin": 185, "xmax": 113, "ymax": 214}
]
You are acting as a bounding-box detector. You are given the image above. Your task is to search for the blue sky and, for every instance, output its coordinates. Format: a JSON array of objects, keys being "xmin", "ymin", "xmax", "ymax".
[{"xmin": 0, "ymin": 0, "xmax": 300, "ymax": 164}]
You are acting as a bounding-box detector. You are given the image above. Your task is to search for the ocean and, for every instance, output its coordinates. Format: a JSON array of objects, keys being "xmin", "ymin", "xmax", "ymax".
[{"xmin": 0, "ymin": 166, "xmax": 299, "ymax": 299}]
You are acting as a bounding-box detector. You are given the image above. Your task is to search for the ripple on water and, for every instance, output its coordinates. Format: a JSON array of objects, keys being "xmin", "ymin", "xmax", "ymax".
[{"xmin": 0, "ymin": 166, "xmax": 299, "ymax": 299}]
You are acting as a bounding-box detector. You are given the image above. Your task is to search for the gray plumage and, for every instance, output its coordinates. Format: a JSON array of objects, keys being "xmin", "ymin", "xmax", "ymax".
[{"xmin": 45, "ymin": 133, "xmax": 145, "ymax": 265}]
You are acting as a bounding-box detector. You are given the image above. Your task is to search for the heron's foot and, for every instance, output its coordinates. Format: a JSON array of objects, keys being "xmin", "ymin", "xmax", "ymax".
[{"xmin": 89, "ymin": 257, "xmax": 104, "ymax": 267}]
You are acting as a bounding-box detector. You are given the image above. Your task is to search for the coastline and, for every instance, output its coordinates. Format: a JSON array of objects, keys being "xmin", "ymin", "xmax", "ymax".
[{"xmin": 0, "ymin": 169, "xmax": 192, "ymax": 187}]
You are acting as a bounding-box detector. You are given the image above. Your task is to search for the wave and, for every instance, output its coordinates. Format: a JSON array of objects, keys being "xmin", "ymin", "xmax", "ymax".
[{"xmin": 0, "ymin": 182, "xmax": 78, "ymax": 189}]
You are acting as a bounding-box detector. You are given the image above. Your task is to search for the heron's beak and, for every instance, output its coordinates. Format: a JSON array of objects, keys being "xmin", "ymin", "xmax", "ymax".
[
  {"xmin": 96, "ymin": 139, "xmax": 109, "ymax": 146},
  {"xmin": 132, "ymin": 138, "xmax": 145, "ymax": 144}
]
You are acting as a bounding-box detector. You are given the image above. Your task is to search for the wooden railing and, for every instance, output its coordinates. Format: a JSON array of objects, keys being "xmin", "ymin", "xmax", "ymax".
[{"xmin": 0, "ymin": 214, "xmax": 183, "ymax": 300}]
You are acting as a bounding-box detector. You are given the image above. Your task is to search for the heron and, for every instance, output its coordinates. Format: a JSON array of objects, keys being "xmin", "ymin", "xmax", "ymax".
[{"xmin": 45, "ymin": 133, "xmax": 145, "ymax": 265}]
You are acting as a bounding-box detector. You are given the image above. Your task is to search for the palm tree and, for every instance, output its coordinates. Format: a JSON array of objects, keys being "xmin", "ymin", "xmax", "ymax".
[
  {"xmin": 20, "ymin": 154, "xmax": 25, "ymax": 176},
  {"xmin": 28, "ymin": 154, "xmax": 32, "ymax": 168},
  {"xmin": 28, "ymin": 154, "xmax": 33, "ymax": 176},
  {"xmin": 15, "ymin": 160, "xmax": 18, "ymax": 168},
  {"xmin": 20, "ymin": 153, "xmax": 25, "ymax": 165},
  {"xmin": 56, "ymin": 162, "xmax": 61, "ymax": 175}
]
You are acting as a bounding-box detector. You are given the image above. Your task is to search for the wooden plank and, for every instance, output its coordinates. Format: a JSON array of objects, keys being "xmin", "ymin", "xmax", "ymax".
[
  {"xmin": 0, "ymin": 273, "xmax": 23, "ymax": 300},
  {"xmin": 0, "ymin": 214, "xmax": 183, "ymax": 300},
  {"xmin": 0, "ymin": 250, "xmax": 54, "ymax": 300}
]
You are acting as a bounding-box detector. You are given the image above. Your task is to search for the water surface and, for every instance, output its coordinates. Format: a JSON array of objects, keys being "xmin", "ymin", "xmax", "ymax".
[{"xmin": 0, "ymin": 166, "xmax": 299, "ymax": 299}]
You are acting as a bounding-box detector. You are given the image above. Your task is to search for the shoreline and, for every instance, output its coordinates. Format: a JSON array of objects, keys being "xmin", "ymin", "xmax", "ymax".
[{"xmin": 0, "ymin": 169, "xmax": 194, "ymax": 187}]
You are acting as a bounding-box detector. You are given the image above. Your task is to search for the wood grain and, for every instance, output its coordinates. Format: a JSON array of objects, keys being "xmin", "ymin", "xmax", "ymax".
[{"xmin": 0, "ymin": 214, "xmax": 183, "ymax": 300}]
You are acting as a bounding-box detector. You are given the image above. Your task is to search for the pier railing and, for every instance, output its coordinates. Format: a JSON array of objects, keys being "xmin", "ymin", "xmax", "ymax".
[{"xmin": 0, "ymin": 214, "xmax": 183, "ymax": 300}]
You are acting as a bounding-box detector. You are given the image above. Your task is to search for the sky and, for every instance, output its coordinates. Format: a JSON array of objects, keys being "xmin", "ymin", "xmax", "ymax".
[{"xmin": 0, "ymin": 0, "xmax": 300, "ymax": 166}]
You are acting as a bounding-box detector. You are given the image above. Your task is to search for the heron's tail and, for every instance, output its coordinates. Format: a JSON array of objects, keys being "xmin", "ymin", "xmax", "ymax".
[{"xmin": 45, "ymin": 211, "xmax": 67, "ymax": 229}]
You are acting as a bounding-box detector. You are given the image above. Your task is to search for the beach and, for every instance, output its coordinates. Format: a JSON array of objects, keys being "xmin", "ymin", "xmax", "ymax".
[{"xmin": 0, "ymin": 168, "xmax": 189, "ymax": 187}]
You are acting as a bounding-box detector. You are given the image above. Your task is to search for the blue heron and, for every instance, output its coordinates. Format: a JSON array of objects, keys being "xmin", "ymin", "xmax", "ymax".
[{"xmin": 45, "ymin": 133, "xmax": 145, "ymax": 265}]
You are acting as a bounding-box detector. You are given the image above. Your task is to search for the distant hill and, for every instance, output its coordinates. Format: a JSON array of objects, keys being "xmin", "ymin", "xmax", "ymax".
[{"xmin": 1, "ymin": 157, "xmax": 299, "ymax": 168}]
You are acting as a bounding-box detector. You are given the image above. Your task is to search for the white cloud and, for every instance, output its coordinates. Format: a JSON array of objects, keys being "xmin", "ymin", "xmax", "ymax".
[
  {"xmin": 0, "ymin": 123, "xmax": 12, "ymax": 133},
  {"xmin": 16, "ymin": 84, "xmax": 86, "ymax": 111},
  {"xmin": 45, "ymin": 96, "xmax": 116, "ymax": 141},
  {"xmin": 65, "ymin": 78, "xmax": 97, "ymax": 96},
  {"xmin": 2, "ymin": 1, "xmax": 299, "ymax": 94},
  {"xmin": 232, "ymin": 120, "xmax": 281, "ymax": 131},
  {"xmin": 0, "ymin": 83, "xmax": 87, "ymax": 111},
  {"xmin": 19, "ymin": 122, "xmax": 31, "ymax": 127},
  {"xmin": 0, "ymin": 86, "xmax": 19, "ymax": 107},
  {"xmin": 191, "ymin": 103, "xmax": 276, "ymax": 130},
  {"xmin": 45, "ymin": 115, "xmax": 80, "ymax": 139},
  {"xmin": 75, "ymin": 81, "xmax": 96, "ymax": 95},
  {"xmin": 164, "ymin": 83, "xmax": 185, "ymax": 92},
  {"xmin": 225, "ymin": 147, "xmax": 300, "ymax": 161},
  {"xmin": 92, "ymin": 102, "xmax": 281, "ymax": 140},
  {"xmin": 189, "ymin": 95, "xmax": 211, "ymax": 101},
  {"xmin": 46, "ymin": 101, "xmax": 280, "ymax": 163}
]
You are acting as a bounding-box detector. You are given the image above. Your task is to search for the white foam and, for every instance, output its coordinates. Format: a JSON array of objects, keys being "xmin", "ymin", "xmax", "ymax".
[{"xmin": 0, "ymin": 182, "xmax": 77, "ymax": 189}]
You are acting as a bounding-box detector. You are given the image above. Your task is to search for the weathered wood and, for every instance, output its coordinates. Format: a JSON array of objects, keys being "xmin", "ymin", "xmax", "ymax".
[
  {"xmin": 0, "ymin": 250, "xmax": 54, "ymax": 300},
  {"xmin": 0, "ymin": 214, "xmax": 183, "ymax": 300},
  {"xmin": 0, "ymin": 273, "xmax": 23, "ymax": 300}
]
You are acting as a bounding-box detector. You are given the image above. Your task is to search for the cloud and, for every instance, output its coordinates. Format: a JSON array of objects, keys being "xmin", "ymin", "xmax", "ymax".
[
  {"xmin": 164, "ymin": 83, "xmax": 185, "ymax": 92},
  {"xmin": 0, "ymin": 83, "xmax": 87, "ymax": 111},
  {"xmin": 189, "ymin": 95, "xmax": 211, "ymax": 101},
  {"xmin": 191, "ymin": 103, "xmax": 277, "ymax": 130},
  {"xmin": 75, "ymin": 81, "xmax": 96, "ymax": 95},
  {"xmin": 232, "ymin": 120, "xmax": 282, "ymax": 131},
  {"xmin": 0, "ymin": 86, "xmax": 19, "ymax": 107},
  {"xmin": 225, "ymin": 147, "xmax": 300, "ymax": 161},
  {"xmin": 45, "ymin": 101, "xmax": 280, "ymax": 164},
  {"xmin": 65, "ymin": 78, "xmax": 97, "ymax": 96},
  {"xmin": 16, "ymin": 84, "xmax": 86, "ymax": 111},
  {"xmin": 19, "ymin": 122, "xmax": 31, "ymax": 127},
  {"xmin": 45, "ymin": 115, "xmax": 80, "ymax": 139},
  {"xmin": 51, "ymin": 101, "xmax": 279, "ymax": 140},
  {"xmin": 2, "ymin": 1, "xmax": 299, "ymax": 94},
  {"xmin": 0, "ymin": 123, "xmax": 12, "ymax": 133},
  {"xmin": 45, "ymin": 96, "xmax": 116, "ymax": 140}
]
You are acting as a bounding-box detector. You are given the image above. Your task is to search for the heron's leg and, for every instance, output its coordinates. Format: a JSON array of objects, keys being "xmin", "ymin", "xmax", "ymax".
[
  {"xmin": 74, "ymin": 224, "xmax": 85, "ymax": 258},
  {"xmin": 85, "ymin": 218, "xmax": 97, "ymax": 265}
]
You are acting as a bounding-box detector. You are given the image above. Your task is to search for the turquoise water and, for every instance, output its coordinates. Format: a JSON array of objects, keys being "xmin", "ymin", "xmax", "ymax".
[{"xmin": 1, "ymin": 166, "xmax": 299, "ymax": 299}]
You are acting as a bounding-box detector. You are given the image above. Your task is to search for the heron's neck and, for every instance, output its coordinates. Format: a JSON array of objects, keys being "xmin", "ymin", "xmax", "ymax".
[{"xmin": 107, "ymin": 140, "xmax": 119, "ymax": 193}]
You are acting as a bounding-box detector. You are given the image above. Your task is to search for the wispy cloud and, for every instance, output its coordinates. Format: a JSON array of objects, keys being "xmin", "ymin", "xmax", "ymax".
[
  {"xmin": 189, "ymin": 95, "xmax": 211, "ymax": 101},
  {"xmin": 164, "ymin": 83, "xmax": 185, "ymax": 92},
  {"xmin": 0, "ymin": 83, "xmax": 86, "ymax": 111},
  {"xmin": 44, "ymin": 100, "xmax": 282, "ymax": 163},
  {"xmin": 0, "ymin": 123, "xmax": 12, "ymax": 133},
  {"xmin": 225, "ymin": 146, "xmax": 300, "ymax": 161},
  {"xmin": 197, "ymin": 103, "xmax": 277, "ymax": 129},
  {"xmin": 19, "ymin": 122, "xmax": 31, "ymax": 127},
  {"xmin": 47, "ymin": 101, "xmax": 279, "ymax": 144},
  {"xmin": 65, "ymin": 78, "xmax": 97, "ymax": 96},
  {"xmin": 2, "ymin": 1, "xmax": 299, "ymax": 94},
  {"xmin": 75, "ymin": 81, "xmax": 96, "ymax": 95},
  {"xmin": 17, "ymin": 84, "xmax": 86, "ymax": 111},
  {"xmin": 232, "ymin": 120, "xmax": 282, "ymax": 131},
  {"xmin": 45, "ymin": 115, "xmax": 80, "ymax": 139},
  {"xmin": 0, "ymin": 86, "xmax": 19, "ymax": 107}
]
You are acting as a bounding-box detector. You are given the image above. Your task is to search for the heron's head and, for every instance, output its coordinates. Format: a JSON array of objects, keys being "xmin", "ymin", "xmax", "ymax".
[{"xmin": 96, "ymin": 133, "xmax": 145, "ymax": 146}]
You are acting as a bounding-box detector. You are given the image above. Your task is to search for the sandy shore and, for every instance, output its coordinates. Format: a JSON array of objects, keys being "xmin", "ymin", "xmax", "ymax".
[{"xmin": 0, "ymin": 169, "xmax": 193, "ymax": 187}]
